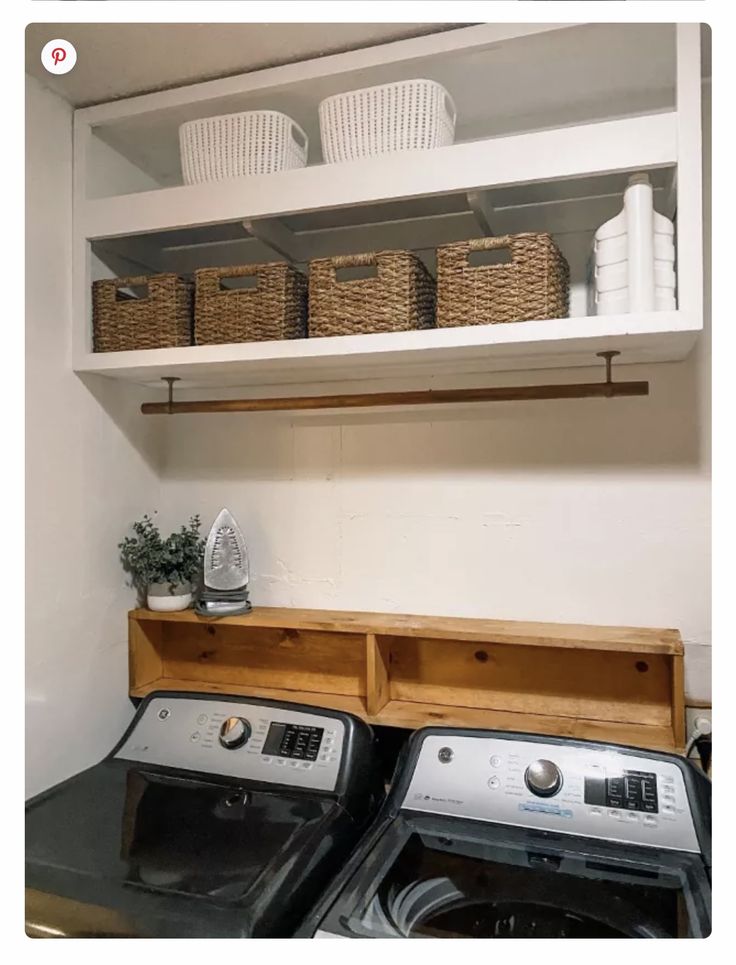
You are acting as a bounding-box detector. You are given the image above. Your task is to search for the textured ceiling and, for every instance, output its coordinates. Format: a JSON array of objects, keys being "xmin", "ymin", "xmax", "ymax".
[{"xmin": 25, "ymin": 22, "xmax": 466, "ymax": 107}]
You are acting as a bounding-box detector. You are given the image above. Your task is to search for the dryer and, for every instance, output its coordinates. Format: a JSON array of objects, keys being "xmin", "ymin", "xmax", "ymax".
[
  {"xmin": 26, "ymin": 692, "xmax": 383, "ymax": 937},
  {"xmin": 302, "ymin": 728, "xmax": 711, "ymax": 938}
]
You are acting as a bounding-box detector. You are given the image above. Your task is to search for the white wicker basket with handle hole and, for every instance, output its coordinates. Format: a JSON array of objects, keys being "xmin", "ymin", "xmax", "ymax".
[
  {"xmin": 319, "ymin": 78, "xmax": 456, "ymax": 164},
  {"xmin": 179, "ymin": 110, "xmax": 308, "ymax": 184}
]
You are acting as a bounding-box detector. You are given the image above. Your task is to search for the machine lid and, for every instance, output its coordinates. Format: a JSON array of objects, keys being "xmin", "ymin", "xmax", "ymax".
[
  {"xmin": 26, "ymin": 760, "xmax": 345, "ymax": 937},
  {"xmin": 316, "ymin": 813, "xmax": 711, "ymax": 939}
]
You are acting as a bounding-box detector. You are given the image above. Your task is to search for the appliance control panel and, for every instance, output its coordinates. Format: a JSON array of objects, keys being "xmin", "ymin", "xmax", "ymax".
[
  {"xmin": 403, "ymin": 734, "xmax": 699, "ymax": 853},
  {"xmin": 114, "ymin": 696, "xmax": 345, "ymax": 792}
]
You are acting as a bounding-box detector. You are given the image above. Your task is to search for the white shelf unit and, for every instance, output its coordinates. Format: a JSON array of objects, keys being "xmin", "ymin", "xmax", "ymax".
[{"xmin": 72, "ymin": 22, "xmax": 704, "ymax": 392}]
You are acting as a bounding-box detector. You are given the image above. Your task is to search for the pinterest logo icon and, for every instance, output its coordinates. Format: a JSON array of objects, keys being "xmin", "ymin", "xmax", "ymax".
[{"xmin": 41, "ymin": 39, "xmax": 77, "ymax": 76}]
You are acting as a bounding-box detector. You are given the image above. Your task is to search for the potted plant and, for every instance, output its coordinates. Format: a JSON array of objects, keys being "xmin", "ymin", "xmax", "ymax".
[{"xmin": 119, "ymin": 514, "xmax": 205, "ymax": 612}]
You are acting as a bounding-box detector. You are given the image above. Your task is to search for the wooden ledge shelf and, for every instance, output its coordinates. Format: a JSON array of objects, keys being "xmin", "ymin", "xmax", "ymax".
[{"xmin": 129, "ymin": 607, "xmax": 685, "ymax": 753}]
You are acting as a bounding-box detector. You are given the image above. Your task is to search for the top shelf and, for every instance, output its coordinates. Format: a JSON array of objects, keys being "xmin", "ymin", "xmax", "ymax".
[
  {"xmin": 82, "ymin": 22, "xmax": 677, "ymax": 198},
  {"xmin": 80, "ymin": 113, "xmax": 677, "ymax": 242}
]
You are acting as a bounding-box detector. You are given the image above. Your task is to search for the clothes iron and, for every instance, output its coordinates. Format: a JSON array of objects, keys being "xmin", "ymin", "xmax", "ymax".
[{"xmin": 195, "ymin": 508, "xmax": 252, "ymax": 616}]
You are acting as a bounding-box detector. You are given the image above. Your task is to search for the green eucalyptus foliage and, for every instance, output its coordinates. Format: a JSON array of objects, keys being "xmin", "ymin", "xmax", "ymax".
[{"xmin": 119, "ymin": 514, "xmax": 205, "ymax": 592}]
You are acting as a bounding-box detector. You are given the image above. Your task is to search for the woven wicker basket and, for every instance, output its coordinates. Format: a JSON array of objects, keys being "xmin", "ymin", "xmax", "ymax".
[
  {"xmin": 194, "ymin": 263, "xmax": 307, "ymax": 344},
  {"xmin": 180, "ymin": 110, "xmax": 308, "ymax": 184},
  {"xmin": 308, "ymin": 251, "xmax": 435, "ymax": 338},
  {"xmin": 319, "ymin": 79, "xmax": 456, "ymax": 164},
  {"xmin": 436, "ymin": 234, "xmax": 570, "ymax": 327},
  {"xmin": 92, "ymin": 274, "xmax": 193, "ymax": 352}
]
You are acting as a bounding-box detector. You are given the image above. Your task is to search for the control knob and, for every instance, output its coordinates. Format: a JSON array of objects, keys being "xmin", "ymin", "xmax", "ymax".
[
  {"xmin": 524, "ymin": 759, "xmax": 562, "ymax": 797},
  {"xmin": 218, "ymin": 716, "xmax": 251, "ymax": 750}
]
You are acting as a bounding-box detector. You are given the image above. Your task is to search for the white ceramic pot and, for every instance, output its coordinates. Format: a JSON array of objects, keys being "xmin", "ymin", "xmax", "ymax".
[{"xmin": 147, "ymin": 581, "xmax": 193, "ymax": 612}]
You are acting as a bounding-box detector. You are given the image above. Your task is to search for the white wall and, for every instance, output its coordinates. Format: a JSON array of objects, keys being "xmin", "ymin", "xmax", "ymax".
[
  {"xmin": 158, "ymin": 83, "xmax": 711, "ymax": 705},
  {"xmin": 158, "ymin": 348, "xmax": 709, "ymax": 703},
  {"xmin": 25, "ymin": 75, "xmax": 162, "ymax": 798}
]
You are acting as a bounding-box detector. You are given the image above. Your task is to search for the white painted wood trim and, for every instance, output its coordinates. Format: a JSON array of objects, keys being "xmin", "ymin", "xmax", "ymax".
[
  {"xmin": 674, "ymin": 24, "xmax": 704, "ymax": 322},
  {"xmin": 80, "ymin": 113, "xmax": 677, "ymax": 241},
  {"xmin": 72, "ymin": 116, "xmax": 92, "ymax": 360},
  {"xmin": 76, "ymin": 24, "xmax": 578, "ymax": 126},
  {"xmin": 73, "ymin": 310, "xmax": 701, "ymax": 389},
  {"xmin": 140, "ymin": 194, "xmax": 678, "ymax": 274},
  {"xmin": 69, "ymin": 24, "xmax": 704, "ymax": 385},
  {"xmin": 244, "ymin": 218, "xmax": 299, "ymax": 264},
  {"xmin": 466, "ymin": 192, "xmax": 495, "ymax": 237}
]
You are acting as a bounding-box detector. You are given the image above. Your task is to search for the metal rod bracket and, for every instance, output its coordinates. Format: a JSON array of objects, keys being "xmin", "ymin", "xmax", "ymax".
[
  {"xmin": 162, "ymin": 377, "xmax": 180, "ymax": 414},
  {"xmin": 596, "ymin": 350, "xmax": 621, "ymax": 397}
]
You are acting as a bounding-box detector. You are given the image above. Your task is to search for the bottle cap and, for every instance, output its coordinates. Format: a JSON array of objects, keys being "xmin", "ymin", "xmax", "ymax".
[{"xmin": 628, "ymin": 172, "xmax": 651, "ymax": 187}]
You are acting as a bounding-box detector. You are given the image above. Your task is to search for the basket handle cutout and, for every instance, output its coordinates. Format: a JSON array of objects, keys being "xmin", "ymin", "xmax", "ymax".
[
  {"xmin": 114, "ymin": 281, "xmax": 150, "ymax": 301},
  {"xmin": 330, "ymin": 252, "xmax": 380, "ymax": 282},
  {"xmin": 291, "ymin": 122, "xmax": 308, "ymax": 150},
  {"xmin": 444, "ymin": 91, "xmax": 457, "ymax": 126},
  {"xmin": 463, "ymin": 236, "xmax": 517, "ymax": 269},
  {"xmin": 218, "ymin": 274, "xmax": 260, "ymax": 292},
  {"xmin": 467, "ymin": 247, "xmax": 513, "ymax": 268},
  {"xmin": 335, "ymin": 264, "xmax": 379, "ymax": 282}
]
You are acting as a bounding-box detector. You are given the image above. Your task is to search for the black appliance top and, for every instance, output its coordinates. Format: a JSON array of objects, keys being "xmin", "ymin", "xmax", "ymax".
[
  {"xmin": 300, "ymin": 726, "xmax": 712, "ymax": 939},
  {"xmin": 26, "ymin": 693, "xmax": 383, "ymax": 937}
]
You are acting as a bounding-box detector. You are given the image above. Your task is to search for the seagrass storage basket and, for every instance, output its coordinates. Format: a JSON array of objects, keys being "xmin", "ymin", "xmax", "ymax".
[
  {"xmin": 436, "ymin": 234, "xmax": 570, "ymax": 327},
  {"xmin": 92, "ymin": 274, "xmax": 193, "ymax": 352},
  {"xmin": 308, "ymin": 251, "xmax": 435, "ymax": 338},
  {"xmin": 194, "ymin": 263, "xmax": 308, "ymax": 344}
]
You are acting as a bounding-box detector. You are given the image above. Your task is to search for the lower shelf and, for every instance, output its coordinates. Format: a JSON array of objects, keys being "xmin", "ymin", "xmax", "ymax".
[
  {"xmin": 131, "ymin": 676, "xmax": 679, "ymax": 753},
  {"xmin": 130, "ymin": 676, "xmax": 367, "ymax": 718},
  {"xmin": 77, "ymin": 310, "xmax": 700, "ymax": 390}
]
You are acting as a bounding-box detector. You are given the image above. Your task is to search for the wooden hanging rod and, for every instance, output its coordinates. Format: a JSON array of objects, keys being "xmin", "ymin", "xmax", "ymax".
[
  {"xmin": 142, "ymin": 351, "xmax": 648, "ymax": 415},
  {"xmin": 142, "ymin": 381, "xmax": 648, "ymax": 415}
]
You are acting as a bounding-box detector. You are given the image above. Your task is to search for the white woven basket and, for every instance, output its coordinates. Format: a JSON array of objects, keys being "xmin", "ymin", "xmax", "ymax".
[
  {"xmin": 319, "ymin": 79, "xmax": 456, "ymax": 164},
  {"xmin": 179, "ymin": 110, "xmax": 308, "ymax": 184}
]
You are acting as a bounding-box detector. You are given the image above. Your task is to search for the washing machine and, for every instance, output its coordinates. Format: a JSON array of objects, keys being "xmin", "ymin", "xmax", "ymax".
[
  {"xmin": 301, "ymin": 728, "xmax": 711, "ymax": 938},
  {"xmin": 26, "ymin": 692, "xmax": 383, "ymax": 937}
]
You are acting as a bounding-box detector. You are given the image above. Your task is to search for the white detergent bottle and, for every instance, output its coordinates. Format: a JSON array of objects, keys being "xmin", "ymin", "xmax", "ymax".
[{"xmin": 590, "ymin": 173, "xmax": 676, "ymax": 315}]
